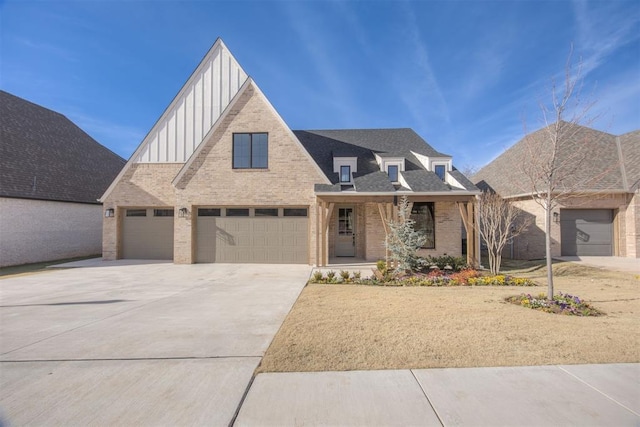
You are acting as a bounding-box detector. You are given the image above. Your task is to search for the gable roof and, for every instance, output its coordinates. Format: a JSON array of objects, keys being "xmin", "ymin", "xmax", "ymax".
[
  {"xmin": 101, "ymin": 38, "xmax": 250, "ymax": 201},
  {"xmin": 295, "ymin": 128, "xmax": 478, "ymax": 194},
  {"xmin": 171, "ymin": 79, "xmax": 330, "ymax": 188},
  {"xmin": 473, "ymin": 122, "xmax": 638, "ymax": 198},
  {"xmin": 0, "ymin": 90, "xmax": 125, "ymax": 204}
]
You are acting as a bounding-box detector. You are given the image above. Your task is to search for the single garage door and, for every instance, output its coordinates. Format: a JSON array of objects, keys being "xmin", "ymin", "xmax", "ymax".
[
  {"xmin": 196, "ymin": 207, "xmax": 308, "ymax": 264},
  {"xmin": 560, "ymin": 209, "xmax": 613, "ymax": 256},
  {"xmin": 122, "ymin": 208, "xmax": 174, "ymax": 259}
]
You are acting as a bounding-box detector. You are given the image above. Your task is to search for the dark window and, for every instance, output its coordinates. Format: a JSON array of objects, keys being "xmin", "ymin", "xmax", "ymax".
[
  {"xmin": 411, "ymin": 202, "xmax": 435, "ymax": 249},
  {"xmin": 435, "ymin": 165, "xmax": 446, "ymax": 181},
  {"xmin": 226, "ymin": 208, "xmax": 250, "ymax": 217},
  {"xmin": 255, "ymin": 208, "xmax": 278, "ymax": 217},
  {"xmin": 154, "ymin": 209, "xmax": 174, "ymax": 217},
  {"xmin": 387, "ymin": 165, "xmax": 399, "ymax": 182},
  {"xmin": 233, "ymin": 133, "xmax": 268, "ymax": 169},
  {"xmin": 198, "ymin": 208, "xmax": 221, "ymax": 217},
  {"xmin": 126, "ymin": 209, "xmax": 147, "ymax": 217},
  {"xmin": 340, "ymin": 165, "xmax": 351, "ymax": 182},
  {"xmin": 284, "ymin": 208, "xmax": 308, "ymax": 217}
]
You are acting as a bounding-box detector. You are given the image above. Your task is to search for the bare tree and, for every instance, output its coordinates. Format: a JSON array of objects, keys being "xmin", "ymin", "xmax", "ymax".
[
  {"xmin": 460, "ymin": 164, "xmax": 479, "ymax": 179},
  {"xmin": 521, "ymin": 47, "xmax": 600, "ymax": 300},
  {"xmin": 476, "ymin": 191, "xmax": 531, "ymax": 275}
]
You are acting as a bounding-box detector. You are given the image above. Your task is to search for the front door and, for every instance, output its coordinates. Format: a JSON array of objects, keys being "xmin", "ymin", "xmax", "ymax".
[{"xmin": 336, "ymin": 207, "xmax": 355, "ymax": 257}]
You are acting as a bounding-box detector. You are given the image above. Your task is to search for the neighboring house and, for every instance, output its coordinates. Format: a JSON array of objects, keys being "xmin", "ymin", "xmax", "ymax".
[
  {"xmin": 100, "ymin": 39, "xmax": 480, "ymax": 266},
  {"xmin": 0, "ymin": 90, "xmax": 126, "ymax": 267},
  {"xmin": 473, "ymin": 122, "xmax": 639, "ymax": 259}
]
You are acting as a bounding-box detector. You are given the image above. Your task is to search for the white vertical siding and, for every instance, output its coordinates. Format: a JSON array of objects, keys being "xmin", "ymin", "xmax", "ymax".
[{"xmin": 134, "ymin": 41, "xmax": 248, "ymax": 163}]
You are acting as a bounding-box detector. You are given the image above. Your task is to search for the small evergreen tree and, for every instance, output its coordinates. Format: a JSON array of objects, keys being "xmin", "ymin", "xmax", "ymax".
[{"xmin": 385, "ymin": 196, "xmax": 426, "ymax": 272}]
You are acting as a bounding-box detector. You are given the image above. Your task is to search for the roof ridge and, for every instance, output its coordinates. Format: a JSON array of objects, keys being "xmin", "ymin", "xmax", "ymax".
[{"xmin": 0, "ymin": 90, "xmax": 67, "ymax": 119}]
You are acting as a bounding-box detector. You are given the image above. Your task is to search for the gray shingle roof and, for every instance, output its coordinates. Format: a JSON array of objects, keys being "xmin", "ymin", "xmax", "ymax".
[
  {"xmin": 473, "ymin": 122, "xmax": 638, "ymax": 197},
  {"xmin": 0, "ymin": 90, "xmax": 126, "ymax": 204},
  {"xmin": 619, "ymin": 130, "xmax": 640, "ymax": 190},
  {"xmin": 295, "ymin": 128, "xmax": 476, "ymax": 193},
  {"xmin": 401, "ymin": 170, "xmax": 450, "ymax": 191}
]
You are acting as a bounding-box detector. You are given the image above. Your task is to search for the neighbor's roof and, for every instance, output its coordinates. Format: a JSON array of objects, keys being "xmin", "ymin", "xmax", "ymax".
[
  {"xmin": 0, "ymin": 90, "xmax": 126, "ymax": 204},
  {"xmin": 619, "ymin": 129, "xmax": 640, "ymax": 190},
  {"xmin": 294, "ymin": 128, "xmax": 477, "ymax": 193},
  {"xmin": 473, "ymin": 122, "xmax": 639, "ymax": 197}
]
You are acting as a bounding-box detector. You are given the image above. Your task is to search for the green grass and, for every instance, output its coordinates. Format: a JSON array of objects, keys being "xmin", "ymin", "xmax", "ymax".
[{"xmin": 0, "ymin": 255, "xmax": 99, "ymax": 278}]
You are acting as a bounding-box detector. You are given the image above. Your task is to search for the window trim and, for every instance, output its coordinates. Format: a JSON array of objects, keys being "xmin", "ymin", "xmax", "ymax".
[
  {"xmin": 411, "ymin": 202, "xmax": 436, "ymax": 249},
  {"xmin": 340, "ymin": 165, "xmax": 351, "ymax": 183},
  {"xmin": 387, "ymin": 165, "xmax": 399, "ymax": 182},
  {"xmin": 232, "ymin": 133, "xmax": 268, "ymax": 169}
]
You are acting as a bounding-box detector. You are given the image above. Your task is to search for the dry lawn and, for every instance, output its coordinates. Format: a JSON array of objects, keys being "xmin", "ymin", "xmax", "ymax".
[{"xmin": 258, "ymin": 261, "xmax": 639, "ymax": 373}]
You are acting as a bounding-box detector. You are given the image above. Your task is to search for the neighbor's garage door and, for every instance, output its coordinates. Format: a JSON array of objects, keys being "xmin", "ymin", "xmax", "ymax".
[
  {"xmin": 122, "ymin": 208, "xmax": 174, "ymax": 259},
  {"xmin": 560, "ymin": 209, "xmax": 613, "ymax": 256},
  {"xmin": 196, "ymin": 207, "xmax": 308, "ymax": 264}
]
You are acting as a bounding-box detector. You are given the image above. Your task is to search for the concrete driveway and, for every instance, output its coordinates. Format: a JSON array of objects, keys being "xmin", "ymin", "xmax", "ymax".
[{"xmin": 0, "ymin": 260, "xmax": 311, "ymax": 426}]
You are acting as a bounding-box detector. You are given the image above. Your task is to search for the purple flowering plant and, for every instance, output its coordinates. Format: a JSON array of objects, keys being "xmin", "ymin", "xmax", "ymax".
[{"xmin": 506, "ymin": 292, "xmax": 604, "ymax": 316}]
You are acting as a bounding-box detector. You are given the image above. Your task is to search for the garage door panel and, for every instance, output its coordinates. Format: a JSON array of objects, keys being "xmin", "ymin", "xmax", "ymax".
[
  {"xmin": 561, "ymin": 209, "xmax": 612, "ymax": 256},
  {"xmin": 122, "ymin": 214, "xmax": 174, "ymax": 260},
  {"xmin": 196, "ymin": 212, "xmax": 308, "ymax": 264}
]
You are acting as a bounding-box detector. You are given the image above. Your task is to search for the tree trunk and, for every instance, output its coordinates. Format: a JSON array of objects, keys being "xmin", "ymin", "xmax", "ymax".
[{"xmin": 545, "ymin": 197, "xmax": 554, "ymax": 300}]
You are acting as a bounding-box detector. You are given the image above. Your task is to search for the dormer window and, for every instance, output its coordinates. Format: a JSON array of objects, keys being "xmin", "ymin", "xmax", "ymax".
[
  {"xmin": 340, "ymin": 165, "xmax": 351, "ymax": 183},
  {"xmin": 333, "ymin": 157, "xmax": 357, "ymax": 184},
  {"xmin": 435, "ymin": 165, "xmax": 446, "ymax": 181},
  {"xmin": 387, "ymin": 165, "xmax": 399, "ymax": 182}
]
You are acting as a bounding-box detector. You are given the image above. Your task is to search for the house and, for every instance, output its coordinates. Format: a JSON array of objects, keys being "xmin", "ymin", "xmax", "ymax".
[
  {"xmin": 100, "ymin": 39, "xmax": 480, "ymax": 266},
  {"xmin": 473, "ymin": 122, "xmax": 639, "ymax": 259},
  {"xmin": 0, "ymin": 90, "xmax": 126, "ymax": 267}
]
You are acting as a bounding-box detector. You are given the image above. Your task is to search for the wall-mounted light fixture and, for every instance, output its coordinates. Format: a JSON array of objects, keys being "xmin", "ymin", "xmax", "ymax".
[
  {"xmin": 105, "ymin": 208, "xmax": 115, "ymax": 218},
  {"xmin": 553, "ymin": 212, "xmax": 560, "ymax": 223},
  {"xmin": 178, "ymin": 207, "xmax": 189, "ymax": 218}
]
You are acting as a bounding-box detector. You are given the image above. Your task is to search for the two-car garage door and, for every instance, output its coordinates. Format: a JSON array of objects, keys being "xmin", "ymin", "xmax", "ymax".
[
  {"xmin": 121, "ymin": 207, "xmax": 308, "ymax": 263},
  {"xmin": 196, "ymin": 207, "xmax": 308, "ymax": 264},
  {"xmin": 560, "ymin": 209, "xmax": 613, "ymax": 256}
]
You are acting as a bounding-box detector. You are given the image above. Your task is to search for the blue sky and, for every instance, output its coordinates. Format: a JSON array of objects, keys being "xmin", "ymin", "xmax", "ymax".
[{"xmin": 2, "ymin": 0, "xmax": 639, "ymax": 169}]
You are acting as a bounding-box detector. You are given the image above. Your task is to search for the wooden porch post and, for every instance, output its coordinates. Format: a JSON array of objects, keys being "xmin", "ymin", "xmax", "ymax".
[
  {"xmin": 458, "ymin": 200, "xmax": 480, "ymax": 268},
  {"xmin": 319, "ymin": 202, "xmax": 334, "ymax": 267}
]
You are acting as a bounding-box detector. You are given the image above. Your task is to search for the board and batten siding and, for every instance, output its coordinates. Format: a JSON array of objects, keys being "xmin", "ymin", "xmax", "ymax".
[{"xmin": 134, "ymin": 40, "xmax": 248, "ymax": 164}]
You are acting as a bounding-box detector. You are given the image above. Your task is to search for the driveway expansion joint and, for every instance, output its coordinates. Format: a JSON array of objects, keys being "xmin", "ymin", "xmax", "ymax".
[
  {"xmin": 410, "ymin": 369, "xmax": 445, "ymax": 427},
  {"xmin": 557, "ymin": 365, "xmax": 640, "ymax": 417}
]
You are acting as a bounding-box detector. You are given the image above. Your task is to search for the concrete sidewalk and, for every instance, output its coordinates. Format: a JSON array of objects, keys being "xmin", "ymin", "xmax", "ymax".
[{"xmin": 236, "ymin": 364, "xmax": 640, "ymax": 426}]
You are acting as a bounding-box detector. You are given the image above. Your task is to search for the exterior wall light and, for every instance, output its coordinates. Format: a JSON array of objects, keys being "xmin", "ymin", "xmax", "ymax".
[
  {"xmin": 179, "ymin": 207, "xmax": 189, "ymax": 217},
  {"xmin": 553, "ymin": 212, "xmax": 560, "ymax": 223},
  {"xmin": 105, "ymin": 208, "xmax": 115, "ymax": 218}
]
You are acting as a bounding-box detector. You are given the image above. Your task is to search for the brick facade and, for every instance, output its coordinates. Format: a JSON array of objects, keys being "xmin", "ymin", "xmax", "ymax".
[
  {"xmin": 508, "ymin": 193, "xmax": 638, "ymax": 259},
  {"xmin": 102, "ymin": 84, "xmax": 476, "ymax": 265},
  {"xmin": 102, "ymin": 82, "xmax": 327, "ymax": 264},
  {"xmin": 326, "ymin": 200, "xmax": 464, "ymax": 262},
  {"xmin": 1, "ymin": 197, "xmax": 103, "ymax": 267}
]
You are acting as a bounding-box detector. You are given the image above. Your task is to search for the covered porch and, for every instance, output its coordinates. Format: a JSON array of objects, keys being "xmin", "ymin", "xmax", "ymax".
[{"xmin": 315, "ymin": 195, "xmax": 479, "ymax": 268}]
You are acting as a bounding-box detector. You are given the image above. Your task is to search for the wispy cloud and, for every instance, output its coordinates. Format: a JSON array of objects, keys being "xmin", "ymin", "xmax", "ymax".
[
  {"xmin": 279, "ymin": 1, "xmax": 362, "ymax": 124},
  {"xmin": 67, "ymin": 111, "xmax": 145, "ymax": 159},
  {"xmin": 15, "ymin": 37, "xmax": 78, "ymax": 62},
  {"xmin": 572, "ymin": 0, "xmax": 640, "ymax": 77},
  {"xmin": 394, "ymin": 2, "xmax": 450, "ymax": 129}
]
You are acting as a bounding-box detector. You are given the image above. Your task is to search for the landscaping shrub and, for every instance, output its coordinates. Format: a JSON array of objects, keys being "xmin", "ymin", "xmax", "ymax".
[
  {"xmin": 506, "ymin": 292, "xmax": 604, "ymax": 316},
  {"xmin": 311, "ymin": 271, "xmax": 324, "ymax": 283},
  {"xmin": 419, "ymin": 255, "xmax": 468, "ymax": 272}
]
